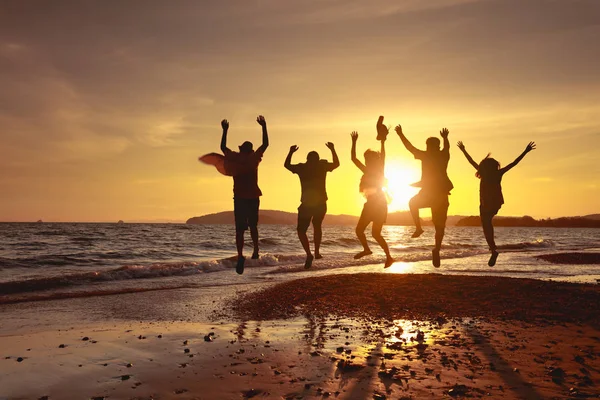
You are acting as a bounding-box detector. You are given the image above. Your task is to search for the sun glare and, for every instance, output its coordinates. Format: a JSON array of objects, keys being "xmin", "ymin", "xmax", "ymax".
[{"xmin": 384, "ymin": 160, "xmax": 420, "ymax": 212}]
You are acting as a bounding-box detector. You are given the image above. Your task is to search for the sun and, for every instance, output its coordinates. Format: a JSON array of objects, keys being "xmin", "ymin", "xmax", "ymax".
[{"xmin": 384, "ymin": 160, "xmax": 420, "ymax": 212}]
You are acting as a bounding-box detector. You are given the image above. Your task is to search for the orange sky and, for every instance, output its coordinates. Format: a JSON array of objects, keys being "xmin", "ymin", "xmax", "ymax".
[{"xmin": 0, "ymin": 0, "xmax": 599, "ymax": 222}]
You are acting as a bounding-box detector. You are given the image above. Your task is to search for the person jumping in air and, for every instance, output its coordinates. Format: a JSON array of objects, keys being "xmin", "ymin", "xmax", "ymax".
[
  {"xmin": 284, "ymin": 142, "xmax": 340, "ymax": 268},
  {"xmin": 199, "ymin": 116, "xmax": 269, "ymax": 275},
  {"xmin": 350, "ymin": 126, "xmax": 394, "ymax": 269},
  {"xmin": 396, "ymin": 125, "xmax": 453, "ymax": 268},
  {"xmin": 457, "ymin": 140, "xmax": 536, "ymax": 266}
]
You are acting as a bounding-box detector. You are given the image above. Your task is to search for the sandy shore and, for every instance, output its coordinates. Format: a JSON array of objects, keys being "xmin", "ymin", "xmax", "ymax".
[{"xmin": 1, "ymin": 273, "xmax": 599, "ymax": 399}]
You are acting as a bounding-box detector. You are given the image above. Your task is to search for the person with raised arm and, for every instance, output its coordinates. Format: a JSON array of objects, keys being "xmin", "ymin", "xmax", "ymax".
[
  {"xmin": 218, "ymin": 115, "xmax": 269, "ymax": 274},
  {"xmin": 457, "ymin": 140, "xmax": 536, "ymax": 266},
  {"xmin": 350, "ymin": 126, "xmax": 394, "ymax": 269},
  {"xmin": 396, "ymin": 125, "xmax": 453, "ymax": 267},
  {"xmin": 285, "ymin": 142, "xmax": 340, "ymax": 268}
]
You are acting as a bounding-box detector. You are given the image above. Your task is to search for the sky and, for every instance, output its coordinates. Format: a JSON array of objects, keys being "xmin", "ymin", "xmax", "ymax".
[{"xmin": 0, "ymin": 0, "xmax": 599, "ymax": 222}]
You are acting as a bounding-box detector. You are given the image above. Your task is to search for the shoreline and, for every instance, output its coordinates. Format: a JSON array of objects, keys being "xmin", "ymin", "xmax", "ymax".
[{"xmin": 1, "ymin": 273, "xmax": 599, "ymax": 399}]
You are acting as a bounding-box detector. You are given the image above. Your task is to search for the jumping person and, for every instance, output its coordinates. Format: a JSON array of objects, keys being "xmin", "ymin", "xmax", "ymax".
[
  {"xmin": 284, "ymin": 142, "xmax": 340, "ymax": 268},
  {"xmin": 457, "ymin": 140, "xmax": 536, "ymax": 266},
  {"xmin": 219, "ymin": 116, "xmax": 269, "ymax": 274},
  {"xmin": 396, "ymin": 125, "xmax": 453, "ymax": 267},
  {"xmin": 350, "ymin": 130, "xmax": 394, "ymax": 268}
]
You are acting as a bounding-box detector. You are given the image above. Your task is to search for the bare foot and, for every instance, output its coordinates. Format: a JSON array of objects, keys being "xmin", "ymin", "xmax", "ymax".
[
  {"xmin": 354, "ymin": 250, "xmax": 373, "ymax": 259},
  {"xmin": 251, "ymin": 249, "xmax": 259, "ymax": 259},
  {"xmin": 384, "ymin": 257, "xmax": 395, "ymax": 269},
  {"xmin": 488, "ymin": 250, "xmax": 499, "ymax": 267},
  {"xmin": 432, "ymin": 249, "xmax": 440, "ymax": 268},
  {"xmin": 315, "ymin": 253, "xmax": 323, "ymax": 260},
  {"xmin": 304, "ymin": 254, "xmax": 314, "ymax": 269},
  {"xmin": 236, "ymin": 256, "xmax": 245, "ymax": 274},
  {"xmin": 411, "ymin": 228, "xmax": 424, "ymax": 238}
]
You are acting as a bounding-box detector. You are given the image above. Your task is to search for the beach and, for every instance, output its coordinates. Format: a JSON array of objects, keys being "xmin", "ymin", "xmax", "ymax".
[{"xmin": 2, "ymin": 271, "xmax": 599, "ymax": 400}]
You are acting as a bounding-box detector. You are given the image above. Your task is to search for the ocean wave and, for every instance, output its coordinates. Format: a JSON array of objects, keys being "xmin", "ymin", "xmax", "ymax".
[
  {"xmin": 321, "ymin": 237, "xmax": 360, "ymax": 247},
  {"xmin": 259, "ymin": 238, "xmax": 279, "ymax": 246},
  {"xmin": 267, "ymin": 248, "xmax": 488, "ymax": 274},
  {"xmin": 497, "ymin": 239, "xmax": 555, "ymax": 250},
  {"xmin": 0, "ymin": 254, "xmax": 305, "ymax": 295}
]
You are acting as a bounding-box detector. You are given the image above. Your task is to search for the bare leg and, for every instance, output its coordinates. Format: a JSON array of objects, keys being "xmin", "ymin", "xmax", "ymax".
[
  {"xmin": 313, "ymin": 223, "xmax": 323, "ymax": 259},
  {"xmin": 235, "ymin": 229, "xmax": 246, "ymax": 274},
  {"xmin": 249, "ymin": 226, "xmax": 259, "ymax": 259},
  {"xmin": 372, "ymin": 222, "xmax": 394, "ymax": 268},
  {"xmin": 481, "ymin": 213, "xmax": 496, "ymax": 251},
  {"xmin": 354, "ymin": 215, "xmax": 372, "ymax": 259},
  {"xmin": 431, "ymin": 200, "xmax": 448, "ymax": 268},
  {"xmin": 299, "ymin": 226, "xmax": 314, "ymax": 269},
  {"xmin": 409, "ymin": 196, "xmax": 424, "ymax": 238},
  {"xmin": 297, "ymin": 227, "xmax": 311, "ymax": 256},
  {"xmin": 481, "ymin": 211, "xmax": 499, "ymax": 266},
  {"xmin": 235, "ymin": 229, "xmax": 244, "ymax": 258}
]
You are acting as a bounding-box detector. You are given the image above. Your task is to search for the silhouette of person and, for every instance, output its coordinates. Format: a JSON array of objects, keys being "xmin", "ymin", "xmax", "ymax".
[
  {"xmin": 220, "ymin": 116, "xmax": 269, "ymax": 274},
  {"xmin": 396, "ymin": 125, "xmax": 453, "ymax": 267},
  {"xmin": 457, "ymin": 141, "xmax": 536, "ymax": 266},
  {"xmin": 284, "ymin": 143, "xmax": 340, "ymax": 268},
  {"xmin": 350, "ymin": 129, "xmax": 394, "ymax": 269}
]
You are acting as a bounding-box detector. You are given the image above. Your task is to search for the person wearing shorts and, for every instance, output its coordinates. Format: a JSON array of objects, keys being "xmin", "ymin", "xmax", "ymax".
[
  {"xmin": 396, "ymin": 124, "xmax": 453, "ymax": 268},
  {"xmin": 350, "ymin": 129, "xmax": 394, "ymax": 269},
  {"xmin": 220, "ymin": 115, "xmax": 269, "ymax": 274},
  {"xmin": 285, "ymin": 142, "xmax": 339, "ymax": 268}
]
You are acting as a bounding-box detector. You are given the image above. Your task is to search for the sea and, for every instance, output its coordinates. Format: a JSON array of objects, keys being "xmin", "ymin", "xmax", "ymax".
[{"xmin": 0, "ymin": 223, "xmax": 599, "ymax": 304}]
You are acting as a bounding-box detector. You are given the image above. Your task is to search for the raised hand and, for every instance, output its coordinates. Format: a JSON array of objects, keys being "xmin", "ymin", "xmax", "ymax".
[
  {"xmin": 256, "ymin": 115, "xmax": 266, "ymax": 127},
  {"xmin": 289, "ymin": 145, "xmax": 299, "ymax": 153},
  {"xmin": 525, "ymin": 141, "xmax": 536, "ymax": 152},
  {"xmin": 325, "ymin": 142, "xmax": 335, "ymax": 151},
  {"xmin": 457, "ymin": 141, "xmax": 465, "ymax": 151},
  {"xmin": 440, "ymin": 128, "xmax": 449, "ymax": 138},
  {"xmin": 394, "ymin": 125, "xmax": 403, "ymax": 135},
  {"xmin": 221, "ymin": 119, "xmax": 229, "ymax": 130},
  {"xmin": 351, "ymin": 131, "xmax": 358, "ymax": 141}
]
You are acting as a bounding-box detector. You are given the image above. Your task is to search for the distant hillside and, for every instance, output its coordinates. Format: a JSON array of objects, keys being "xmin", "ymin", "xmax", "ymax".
[
  {"xmin": 456, "ymin": 215, "xmax": 600, "ymax": 228},
  {"xmin": 187, "ymin": 210, "xmax": 466, "ymax": 227},
  {"xmin": 584, "ymin": 214, "xmax": 600, "ymax": 220}
]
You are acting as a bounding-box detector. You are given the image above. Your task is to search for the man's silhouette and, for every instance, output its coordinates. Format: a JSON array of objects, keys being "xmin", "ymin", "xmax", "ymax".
[
  {"xmin": 220, "ymin": 116, "xmax": 269, "ymax": 274},
  {"xmin": 285, "ymin": 143, "xmax": 340, "ymax": 268},
  {"xmin": 396, "ymin": 125, "xmax": 453, "ymax": 267}
]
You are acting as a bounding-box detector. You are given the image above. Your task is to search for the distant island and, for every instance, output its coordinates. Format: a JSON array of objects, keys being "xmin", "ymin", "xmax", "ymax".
[
  {"xmin": 188, "ymin": 210, "xmax": 465, "ymax": 227},
  {"xmin": 187, "ymin": 211, "xmax": 600, "ymax": 228}
]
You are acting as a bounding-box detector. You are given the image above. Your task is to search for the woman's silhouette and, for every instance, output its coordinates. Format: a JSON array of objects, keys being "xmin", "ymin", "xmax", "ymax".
[
  {"xmin": 457, "ymin": 141, "xmax": 536, "ymax": 266},
  {"xmin": 350, "ymin": 130, "xmax": 394, "ymax": 268}
]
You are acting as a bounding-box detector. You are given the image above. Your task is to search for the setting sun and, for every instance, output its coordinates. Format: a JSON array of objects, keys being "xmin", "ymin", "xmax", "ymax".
[{"xmin": 384, "ymin": 159, "xmax": 420, "ymax": 212}]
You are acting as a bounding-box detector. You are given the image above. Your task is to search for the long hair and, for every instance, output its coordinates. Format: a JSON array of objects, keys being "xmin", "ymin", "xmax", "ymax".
[{"xmin": 476, "ymin": 153, "xmax": 501, "ymax": 179}]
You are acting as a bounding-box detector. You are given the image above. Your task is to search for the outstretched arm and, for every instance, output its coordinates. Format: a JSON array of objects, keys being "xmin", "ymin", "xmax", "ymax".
[
  {"xmin": 256, "ymin": 115, "xmax": 269, "ymax": 154},
  {"xmin": 440, "ymin": 128, "xmax": 450, "ymax": 155},
  {"xmin": 501, "ymin": 142, "xmax": 536, "ymax": 174},
  {"xmin": 284, "ymin": 145, "xmax": 298, "ymax": 172},
  {"xmin": 220, "ymin": 119, "xmax": 231, "ymax": 153},
  {"xmin": 457, "ymin": 141, "xmax": 479, "ymax": 170},
  {"xmin": 350, "ymin": 131, "xmax": 366, "ymax": 172},
  {"xmin": 325, "ymin": 142, "xmax": 340, "ymax": 170},
  {"xmin": 395, "ymin": 125, "xmax": 419, "ymax": 156},
  {"xmin": 380, "ymin": 137, "xmax": 386, "ymax": 164}
]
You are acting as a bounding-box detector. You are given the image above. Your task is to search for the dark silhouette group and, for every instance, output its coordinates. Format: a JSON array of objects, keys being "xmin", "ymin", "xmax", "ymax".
[{"xmin": 201, "ymin": 115, "xmax": 536, "ymax": 274}]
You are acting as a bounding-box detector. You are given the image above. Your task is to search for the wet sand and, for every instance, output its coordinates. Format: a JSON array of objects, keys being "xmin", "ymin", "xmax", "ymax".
[{"xmin": 1, "ymin": 273, "xmax": 599, "ymax": 399}]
